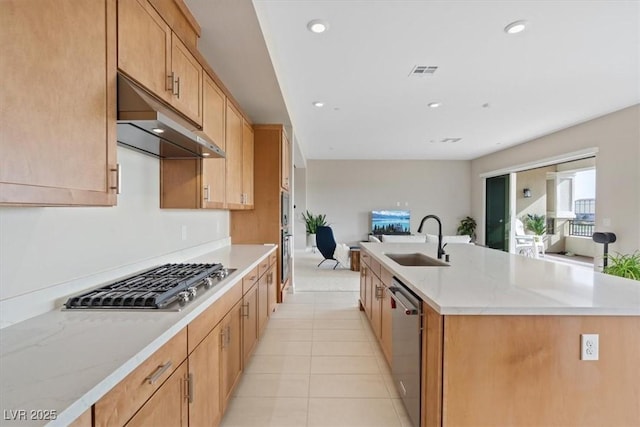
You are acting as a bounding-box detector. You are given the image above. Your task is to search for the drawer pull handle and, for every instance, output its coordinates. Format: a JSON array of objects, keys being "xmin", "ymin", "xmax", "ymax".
[
  {"xmin": 243, "ymin": 302, "xmax": 250, "ymax": 318},
  {"xmin": 146, "ymin": 361, "xmax": 173, "ymax": 385}
]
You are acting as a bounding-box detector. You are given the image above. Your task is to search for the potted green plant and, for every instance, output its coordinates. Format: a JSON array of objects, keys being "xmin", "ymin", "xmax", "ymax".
[
  {"xmin": 604, "ymin": 251, "xmax": 640, "ymax": 281},
  {"xmin": 524, "ymin": 213, "xmax": 546, "ymax": 236},
  {"xmin": 301, "ymin": 210, "xmax": 327, "ymax": 248},
  {"xmin": 456, "ymin": 216, "xmax": 477, "ymax": 242}
]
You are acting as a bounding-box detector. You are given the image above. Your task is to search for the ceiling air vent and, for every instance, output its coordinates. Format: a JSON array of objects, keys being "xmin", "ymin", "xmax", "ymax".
[{"xmin": 409, "ymin": 65, "xmax": 438, "ymax": 76}]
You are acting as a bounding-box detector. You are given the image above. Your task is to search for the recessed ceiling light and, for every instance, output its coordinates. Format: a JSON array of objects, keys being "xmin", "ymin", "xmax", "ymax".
[
  {"xmin": 312, "ymin": 101, "xmax": 324, "ymax": 107},
  {"xmin": 307, "ymin": 19, "xmax": 329, "ymax": 33},
  {"xmin": 428, "ymin": 102, "xmax": 441, "ymax": 108},
  {"xmin": 151, "ymin": 128, "xmax": 165, "ymax": 134},
  {"xmin": 504, "ymin": 20, "xmax": 527, "ymax": 34}
]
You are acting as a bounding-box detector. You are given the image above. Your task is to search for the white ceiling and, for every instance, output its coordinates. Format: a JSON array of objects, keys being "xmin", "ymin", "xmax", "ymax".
[{"xmin": 187, "ymin": 1, "xmax": 640, "ymax": 163}]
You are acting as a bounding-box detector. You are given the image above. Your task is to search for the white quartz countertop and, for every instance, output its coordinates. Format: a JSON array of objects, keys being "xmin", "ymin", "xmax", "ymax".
[
  {"xmin": 0, "ymin": 244, "xmax": 276, "ymax": 427},
  {"xmin": 362, "ymin": 242, "xmax": 640, "ymax": 316}
]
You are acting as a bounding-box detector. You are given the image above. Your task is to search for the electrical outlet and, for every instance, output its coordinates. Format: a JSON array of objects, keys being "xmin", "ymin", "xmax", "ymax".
[{"xmin": 581, "ymin": 334, "xmax": 599, "ymax": 361}]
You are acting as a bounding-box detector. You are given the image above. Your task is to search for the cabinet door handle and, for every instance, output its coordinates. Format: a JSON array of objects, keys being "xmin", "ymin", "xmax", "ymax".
[
  {"xmin": 375, "ymin": 285, "xmax": 383, "ymax": 300},
  {"xmin": 146, "ymin": 360, "xmax": 173, "ymax": 385},
  {"xmin": 220, "ymin": 328, "xmax": 226, "ymax": 349},
  {"xmin": 186, "ymin": 372, "xmax": 194, "ymax": 403},
  {"xmin": 243, "ymin": 302, "xmax": 250, "ymax": 318},
  {"xmin": 167, "ymin": 72, "xmax": 175, "ymax": 92},
  {"xmin": 226, "ymin": 325, "xmax": 231, "ymax": 346},
  {"xmin": 109, "ymin": 164, "xmax": 121, "ymax": 194},
  {"xmin": 175, "ymin": 76, "xmax": 181, "ymax": 98}
]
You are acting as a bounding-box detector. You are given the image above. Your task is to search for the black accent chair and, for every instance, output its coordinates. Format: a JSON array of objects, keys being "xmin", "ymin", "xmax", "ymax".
[{"xmin": 316, "ymin": 226, "xmax": 340, "ymax": 269}]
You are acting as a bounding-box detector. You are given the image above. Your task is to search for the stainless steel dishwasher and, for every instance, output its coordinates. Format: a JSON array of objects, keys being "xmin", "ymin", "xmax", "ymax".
[{"xmin": 388, "ymin": 277, "xmax": 422, "ymax": 427}]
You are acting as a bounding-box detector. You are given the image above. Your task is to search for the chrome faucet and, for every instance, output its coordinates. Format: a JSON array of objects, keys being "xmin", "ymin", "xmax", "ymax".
[{"xmin": 417, "ymin": 214, "xmax": 445, "ymax": 259}]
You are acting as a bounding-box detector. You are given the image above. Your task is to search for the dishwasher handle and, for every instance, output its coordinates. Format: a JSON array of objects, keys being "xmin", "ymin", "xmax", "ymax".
[{"xmin": 387, "ymin": 286, "xmax": 419, "ymax": 315}]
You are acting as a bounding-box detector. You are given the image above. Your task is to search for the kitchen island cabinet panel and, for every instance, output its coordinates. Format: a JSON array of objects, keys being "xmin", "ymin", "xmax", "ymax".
[
  {"xmin": 124, "ymin": 361, "xmax": 188, "ymax": 427},
  {"xmin": 94, "ymin": 328, "xmax": 187, "ymax": 427},
  {"xmin": 0, "ymin": 0, "xmax": 117, "ymax": 206},
  {"xmin": 421, "ymin": 303, "xmax": 443, "ymax": 427},
  {"xmin": 441, "ymin": 315, "xmax": 640, "ymax": 427}
]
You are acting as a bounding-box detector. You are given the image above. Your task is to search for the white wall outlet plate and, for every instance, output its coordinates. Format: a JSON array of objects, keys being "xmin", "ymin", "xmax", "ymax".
[{"xmin": 581, "ymin": 334, "xmax": 599, "ymax": 361}]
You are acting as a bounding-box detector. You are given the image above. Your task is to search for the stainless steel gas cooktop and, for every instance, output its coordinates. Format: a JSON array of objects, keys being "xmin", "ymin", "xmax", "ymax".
[{"xmin": 64, "ymin": 263, "xmax": 235, "ymax": 311}]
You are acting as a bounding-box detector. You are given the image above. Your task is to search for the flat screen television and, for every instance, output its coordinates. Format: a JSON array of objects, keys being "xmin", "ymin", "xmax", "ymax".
[{"xmin": 371, "ymin": 210, "xmax": 410, "ymax": 235}]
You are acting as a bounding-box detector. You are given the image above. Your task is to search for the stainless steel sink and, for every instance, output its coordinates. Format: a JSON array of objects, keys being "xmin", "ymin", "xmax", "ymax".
[{"xmin": 385, "ymin": 253, "xmax": 449, "ymax": 267}]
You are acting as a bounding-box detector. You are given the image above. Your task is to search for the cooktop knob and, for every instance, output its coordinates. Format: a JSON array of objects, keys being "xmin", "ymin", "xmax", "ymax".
[
  {"xmin": 187, "ymin": 287, "xmax": 197, "ymax": 300},
  {"xmin": 178, "ymin": 291, "xmax": 190, "ymax": 306},
  {"xmin": 204, "ymin": 277, "xmax": 215, "ymax": 289}
]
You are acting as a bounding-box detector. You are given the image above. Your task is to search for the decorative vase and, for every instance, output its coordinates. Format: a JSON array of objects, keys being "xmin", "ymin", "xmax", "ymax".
[{"xmin": 307, "ymin": 233, "xmax": 316, "ymax": 249}]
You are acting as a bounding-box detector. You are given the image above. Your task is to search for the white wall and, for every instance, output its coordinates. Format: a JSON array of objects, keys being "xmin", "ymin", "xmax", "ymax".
[
  {"xmin": 471, "ymin": 104, "xmax": 640, "ymax": 255},
  {"xmin": 293, "ymin": 167, "xmax": 307, "ymax": 250},
  {"xmin": 0, "ymin": 147, "xmax": 230, "ymax": 302},
  {"xmin": 305, "ymin": 160, "xmax": 471, "ymax": 246}
]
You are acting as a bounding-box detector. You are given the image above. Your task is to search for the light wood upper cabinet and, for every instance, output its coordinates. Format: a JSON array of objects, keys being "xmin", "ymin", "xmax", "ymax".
[
  {"xmin": 281, "ymin": 131, "xmax": 291, "ymax": 191},
  {"xmin": 0, "ymin": 0, "xmax": 117, "ymax": 206},
  {"xmin": 202, "ymin": 73, "xmax": 226, "ymax": 149},
  {"xmin": 118, "ymin": 0, "xmax": 201, "ymax": 125},
  {"xmin": 225, "ymin": 103, "xmax": 244, "ymax": 209},
  {"xmin": 170, "ymin": 33, "xmax": 202, "ymax": 124},
  {"xmin": 242, "ymin": 120, "xmax": 255, "ymax": 208},
  {"xmin": 118, "ymin": 0, "xmax": 172, "ymax": 104},
  {"xmin": 160, "ymin": 73, "xmax": 226, "ymax": 210}
]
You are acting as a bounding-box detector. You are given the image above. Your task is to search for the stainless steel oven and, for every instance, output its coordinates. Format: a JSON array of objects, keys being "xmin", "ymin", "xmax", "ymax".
[
  {"xmin": 388, "ymin": 278, "xmax": 422, "ymax": 427},
  {"xmin": 281, "ymin": 191, "xmax": 290, "ymax": 227},
  {"xmin": 281, "ymin": 229, "xmax": 291, "ymax": 283}
]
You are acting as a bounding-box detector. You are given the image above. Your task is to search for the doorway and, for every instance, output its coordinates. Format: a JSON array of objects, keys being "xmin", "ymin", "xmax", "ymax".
[{"xmin": 486, "ymin": 174, "xmax": 510, "ymax": 251}]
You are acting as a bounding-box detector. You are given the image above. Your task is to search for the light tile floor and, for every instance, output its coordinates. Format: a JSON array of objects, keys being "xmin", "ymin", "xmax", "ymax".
[{"xmin": 220, "ymin": 291, "xmax": 412, "ymax": 427}]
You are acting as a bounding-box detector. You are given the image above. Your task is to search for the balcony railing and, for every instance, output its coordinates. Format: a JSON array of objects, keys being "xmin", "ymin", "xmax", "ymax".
[{"xmin": 568, "ymin": 221, "xmax": 595, "ymax": 237}]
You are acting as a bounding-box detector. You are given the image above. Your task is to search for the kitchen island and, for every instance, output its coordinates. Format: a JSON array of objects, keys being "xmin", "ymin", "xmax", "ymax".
[
  {"xmin": 360, "ymin": 242, "xmax": 640, "ymax": 427},
  {"xmin": 0, "ymin": 244, "xmax": 276, "ymax": 427}
]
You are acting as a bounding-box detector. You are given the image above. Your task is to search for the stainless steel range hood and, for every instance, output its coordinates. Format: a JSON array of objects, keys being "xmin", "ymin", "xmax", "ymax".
[{"xmin": 117, "ymin": 74, "xmax": 225, "ymax": 159}]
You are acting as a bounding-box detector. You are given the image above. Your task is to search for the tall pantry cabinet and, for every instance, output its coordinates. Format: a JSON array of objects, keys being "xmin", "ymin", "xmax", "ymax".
[{"xmin": 231, "ymin": 125, "xmax": 292, "ymax": 303}]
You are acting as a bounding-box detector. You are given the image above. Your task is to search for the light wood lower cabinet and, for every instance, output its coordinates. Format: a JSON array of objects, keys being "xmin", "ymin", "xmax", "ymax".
[
  {"xmin": 379, "ymin": 276, "xmax": 393, "ymax": 364},
  {"xmin": 221, "ymin": 300, "xmax": 243, "ymax": 412},
  {"xmin": 95, "ymin": 329, "xmax": 187, "ymax": 427},
  {"xmin": 68, "ymin": 409, "xmax": 92, "ymax": 427},
  {"xmin": 188, "ymin": 322, "xmax": 222, "ymax": 427},
  {"xmin": 267, "ymin": 265, "xmax": 277, "ymax": 315},
  {"xmin": 125, "ymin": 361, "xmax": 188, "ymax": 427},
  {"xmin": 0, "ymin": 0, "xmax": 117, "ymax": 206},
  {"xmin": 93, "ymin": 254, "xmax": 277, "ymax": 427},
  {"xmin": 242, "ymin": 283, "xmax": 259, "ymax": 364},
  {"xmin": 370, "ymin": 275, "xmax": 383, "ymax": 338}
]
